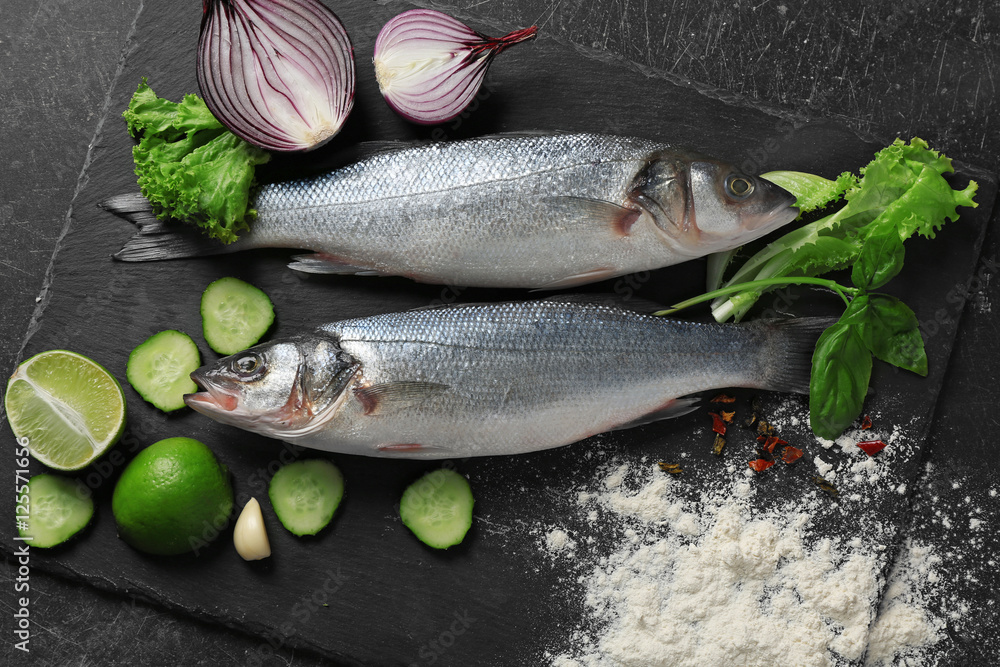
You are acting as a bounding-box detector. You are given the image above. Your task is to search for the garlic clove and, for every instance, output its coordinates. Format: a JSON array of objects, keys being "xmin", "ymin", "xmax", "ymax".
[{"xmin": 234, "ymin": 497, "xmax": 271, "ymax": 561}]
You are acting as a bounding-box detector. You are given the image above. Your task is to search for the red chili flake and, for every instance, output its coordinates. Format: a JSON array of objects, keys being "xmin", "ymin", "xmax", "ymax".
[
  {"xmin": 710, "ymin": 393, "xmax": 736, "ymax": 403},
  {"xmin": 781, "ymin": 446, "xmax": 804, "ymax": 464},
  {"xmin": 720, "ymin": 410, "xmax": 736, "ymax": 423},
  {"xmin": 860, "ymin": 415, "xmax": 873, "ymax": 430},
  {"xmin": 857, "ymin": 439, "xmax": 888, "ymax": 456},
  {"xmin": 761, "ymin": 435, "xmax": 788, "ymax": 453},
  {"xmin": 748, "ymin": 458, "xmax": 775, "ymax": 472},
  {"xmin": 709, "ymin": 412, "xmax": 727, "ymax": 435}
]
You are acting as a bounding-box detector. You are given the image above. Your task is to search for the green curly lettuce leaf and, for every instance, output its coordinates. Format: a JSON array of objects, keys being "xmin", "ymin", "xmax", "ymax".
[
  {"xmin": 124, "ymin": 79, "xmax": 271, "ymax": 243},
  {"xmin": 661, "ymin": 138, "xmax": 978, "ymax": 439},
  {"xmin": 710, "ymin": 138, "xmax": 978, "ymax": 322}
]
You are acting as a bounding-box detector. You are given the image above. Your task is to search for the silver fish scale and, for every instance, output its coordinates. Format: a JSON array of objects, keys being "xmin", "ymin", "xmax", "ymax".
[
  {"xmin": 311, "ymin": 301, "xmax": 778, "ymax": 456},
  {"xmin": 257, "ymin": 134, "xmax": 663, "ymax": 203},
  {"xmin": 247, "ymin": 134, "xmax": 677, "ymax": 287}
]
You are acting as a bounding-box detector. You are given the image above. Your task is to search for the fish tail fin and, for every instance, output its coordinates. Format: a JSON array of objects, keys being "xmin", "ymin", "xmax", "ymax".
[
  {"xmin": 754, "ymin": 317, "xmax": 837, "ymax": 395},
  {"xmin": 100, "ymin": 193, "xmax": 230, "ymax": 262}
]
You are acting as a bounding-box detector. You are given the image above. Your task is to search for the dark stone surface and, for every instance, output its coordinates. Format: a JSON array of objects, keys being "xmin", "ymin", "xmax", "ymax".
[{"xmin": 1, "ymin": 0, "xmax": 998, "ymax": 665}]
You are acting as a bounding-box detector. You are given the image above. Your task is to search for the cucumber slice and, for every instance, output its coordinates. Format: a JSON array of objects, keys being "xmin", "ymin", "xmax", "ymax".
[
  {"xmin": 268, "ymin": 460, "xmax": 344, "ymax": 536},
  {"xmin": 201, "ymin": 277, "xmax": 275, "ymax": 355},
  {"xmin": 399, "ymin": 469, "xmax": 474, "ymax": 549},
  {"xmin": 126, "ymin": 330, "xmax": 200, "ymax": 412},
  {"xmin": 18, "ymin": 474, "xmax": 94, "ymax": 548}
]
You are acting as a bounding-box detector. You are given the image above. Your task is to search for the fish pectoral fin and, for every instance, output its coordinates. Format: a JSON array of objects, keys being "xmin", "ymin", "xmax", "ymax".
[
  {"xmin": 288, "ymin": 253, "xmax": 388, "ymax": 277},
  {"xmin": 533, "ymin": 267, "xmax": 619, "ymax": 290},
  {"xmin": 539, "ymin": 196, "xmax": 642, "ymax": 237},
  {"xmin": 354, "ymin": 381, "xmax": 450, "ymax": 416},
  {"xmin": 609, "ymin": 396, "xmax": 702, "ymax": 432}
]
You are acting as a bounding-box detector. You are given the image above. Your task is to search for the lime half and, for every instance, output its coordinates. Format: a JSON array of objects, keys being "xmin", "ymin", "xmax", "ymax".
[{"xmin": 5, "ymin": 349, "xmax": 126, "ymax": 471}]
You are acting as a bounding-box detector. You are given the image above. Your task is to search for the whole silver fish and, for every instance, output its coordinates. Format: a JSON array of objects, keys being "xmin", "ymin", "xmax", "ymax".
[
  {"xmin": 184, "ymin": 300, "xmax": 829, "ymax": 458},
  {"xmin": 111, "ymin": 133, "xmax": 798, "ymax": 288}
]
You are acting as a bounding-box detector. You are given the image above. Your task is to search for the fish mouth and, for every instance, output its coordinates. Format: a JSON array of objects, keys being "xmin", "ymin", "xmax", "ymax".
[
  {"xmin": 184, "ymin": 369, "xmax": 240, "ymax": 413},
  {"xmin": 753, "ymin": 200, "xmax": 799, "ymax": 231},
  {"xmin": 746, "ymin": 179, "xmax": 799, "ymax": 231}
]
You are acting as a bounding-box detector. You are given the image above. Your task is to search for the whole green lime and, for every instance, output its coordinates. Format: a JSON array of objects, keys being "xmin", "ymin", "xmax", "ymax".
[{"xmin": 112, "ymin": 437, "xmax": 234, "ymax": 556}]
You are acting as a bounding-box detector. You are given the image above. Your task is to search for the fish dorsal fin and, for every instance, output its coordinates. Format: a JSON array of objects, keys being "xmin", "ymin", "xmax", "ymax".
[
  {"xmin": 609, "ymin": 396, "xmax": 701, "ymax": 431},
  {"xmin": 350, "ymin": 140, "xmax": 421, "ymax": 161},
  {"xmin": 352, "ymin": 132, "xmax": 567, "ymax": 159},
  {"xmin": 472, "ymin": 130, "xmax": 568, "ymax": 141},
  {"xmin": 409, "ymin": 302, "xmax": 496, "ymax": 313},
  {"xmin": 354, "ymin": 381, "xmax": 450, "ymax": 416},
  {"xmin": 539, "ymin": 293, "xmax": 668, "ymax": 314}
]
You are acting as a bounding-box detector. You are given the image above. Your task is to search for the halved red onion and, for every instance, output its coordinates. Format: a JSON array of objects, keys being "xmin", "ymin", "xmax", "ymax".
[
  {"xmin": 198, "ymin": 0, "xmax": 355, "ymax": 152},
  {"xmin": 373, "ymin": 9, "xmax": 537, "ymax": 125}
]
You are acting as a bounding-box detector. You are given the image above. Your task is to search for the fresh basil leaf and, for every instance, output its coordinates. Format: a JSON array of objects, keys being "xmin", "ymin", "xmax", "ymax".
[
  {"xmin": 809, "ymin": 322, "xmax": 872, "ymax": 440},
  {"xmin": 864, "ymin": 295, "xmax": 928, "ymax": 376},
  {"xmin": 852, "ymin": 224, "xmax": 905, "ymax": 290},
  {"xmin": 839, "ymin": 294, "xmax": 870, "ymax": 326}
]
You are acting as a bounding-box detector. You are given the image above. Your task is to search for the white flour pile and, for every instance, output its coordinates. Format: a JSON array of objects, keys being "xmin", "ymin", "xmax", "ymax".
[
  {"xmin": 535, "ymin": 401, "xmax": 974, "ymax": 666},
  {"xmin": 547, "ymin": 463, "xmax": 897, "ymax": 666}
]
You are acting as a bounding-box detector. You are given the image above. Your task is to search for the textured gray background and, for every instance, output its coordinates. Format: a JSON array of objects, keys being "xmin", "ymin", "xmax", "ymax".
[{"xmin": 2, "ymin": 0, "xmax": 998, "ymax": 665}]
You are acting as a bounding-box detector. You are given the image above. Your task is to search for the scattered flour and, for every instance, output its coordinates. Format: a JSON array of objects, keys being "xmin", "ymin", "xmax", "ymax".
[
  {"xmin": 864, "ymin": 540, "xmax": 943, "ymax": 666},
  {"xmin": 545, "ymin": 527, "xmax": 577, "ymax": 554},
  {"xmin": 536, "ymin": 399, "xmax": 988, "ymax": 666},
  {"xmin": 549, "ymin": 463, "xmax": 893, "ymax": 667}
]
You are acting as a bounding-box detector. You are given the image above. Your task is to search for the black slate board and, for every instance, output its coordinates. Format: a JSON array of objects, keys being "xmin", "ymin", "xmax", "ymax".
[{"xmin": 1, "ymin": 1, "xmax": 996, "ymax": 665}]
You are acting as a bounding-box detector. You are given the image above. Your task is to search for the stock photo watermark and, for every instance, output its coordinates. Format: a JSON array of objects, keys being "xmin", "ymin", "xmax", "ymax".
[
  {"xmin": 406, "ymin": 584, "xmax": 509, "ymax": 667},
  {"xmin": 189, "ymin": 441, "xmax": 304, "ymax": 556},
  {"xmin": 409, "ymin": 609, "xmax": 478, "ymax": 666},
  {"xmin": 247, "ymin": 566, "xmax": 348, "ymax": 665},
  {"xmin": 13, "ymin": 436, "xmax": 33, "ymax": 653}
]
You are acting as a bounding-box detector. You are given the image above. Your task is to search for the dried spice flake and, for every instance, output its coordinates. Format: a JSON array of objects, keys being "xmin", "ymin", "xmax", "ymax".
[
  {"xmin": 709, "ymin": 412, "xmax": 727, "ymax": 435},
  {"xmin": 720, "ymin": 410, "xmax": 735, "ymax": 423},
  {"xmin": 759, "ymin": 435, "xmax": 788, "ymax": 454},
  {"xmin": 711, "ymin": 433, "xmax": 726, "ymax": 457},
  {"xmin": 781, "ymin": 446, "xmax": 804, "ymax": 464},
  {"xmin": 756, "ymin": 420, "xmax": 775, "ymax": 436},
  {"xmin": 748, "ymin": 458, "xmax": 775, "ymax": 472},
  {"xmin": 657, "ymin": 462, "xmax": 683, "ymax": 474},
  {"xmin": 860, "ymin": 415, "xmax": 873, "ymax": 430},
  {"xmin": 710, "ymin": 393, "xmax": 736, "ymax": 403},
  {"xmin": 813, "ymin": 476, "xmax": 839, "ymax": 496},
  {"xmin": 857, "ymin": 439, "xmax": 888, "ymax": 456}
]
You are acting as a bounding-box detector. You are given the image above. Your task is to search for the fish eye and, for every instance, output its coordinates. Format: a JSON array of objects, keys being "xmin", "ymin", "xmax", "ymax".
[
  {"xmin": 725, "ymin": 175, "xmax": 754, "ymax": 199},
  {"xmin": 232, "ymin": 353, "xmax": 263, "ymax": 377}
]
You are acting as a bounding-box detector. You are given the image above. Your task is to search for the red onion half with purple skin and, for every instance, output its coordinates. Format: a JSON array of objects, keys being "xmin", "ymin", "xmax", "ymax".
[
  {"xmin": 373, "ymin": 9, "xmax": 537, "ymax": 125},
  {"xmin": 197, "ymin": 0, "xmax": 355, "ymax": 152}
]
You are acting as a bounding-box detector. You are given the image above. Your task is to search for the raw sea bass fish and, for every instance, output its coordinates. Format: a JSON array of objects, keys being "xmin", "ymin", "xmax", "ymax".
[
  {"xmin": 184, "ymin": 300, "xmax": 830, "ymax": 459},
  {"xmin": 111, "ymin": 133, "xmax": 798, "ymax": 289}
]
